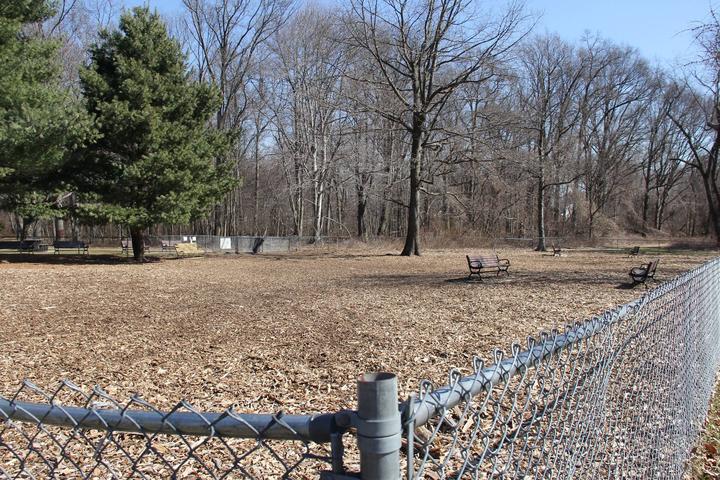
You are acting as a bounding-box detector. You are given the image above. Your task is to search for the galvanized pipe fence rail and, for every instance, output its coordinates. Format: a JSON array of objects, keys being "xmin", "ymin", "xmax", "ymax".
[{"xmin": 2, "ymin": 258, "xmax": 720, "ymax": 478}]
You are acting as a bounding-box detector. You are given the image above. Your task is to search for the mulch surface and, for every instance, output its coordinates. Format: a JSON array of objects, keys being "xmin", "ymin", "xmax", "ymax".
[{"xmin": 0, "ymin": 247, "xmax": 716, "ymax": 414}]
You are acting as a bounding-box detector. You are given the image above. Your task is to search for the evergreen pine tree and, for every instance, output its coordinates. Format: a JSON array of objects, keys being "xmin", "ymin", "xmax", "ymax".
[
  {"xmin": 0, "ymin": 0, "xmax": 94, "ymax": 238},
  {"xmin": 77, "ymin": 7, "xmax": 234, "ymax": 261}
]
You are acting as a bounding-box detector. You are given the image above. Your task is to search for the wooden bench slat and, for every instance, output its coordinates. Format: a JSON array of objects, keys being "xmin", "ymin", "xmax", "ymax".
[
  {"xmin": 630, "ymin": 258, "xmax": 659, "ymax": 286},
  {"xmin": 54, "ymin": 241, "xmax": 89, "ymax": 254},
  {"xmin": 0, "ymin": 240, "xmax": 48, "ymax": 251},
  {"xmin": 121, "ymin": 239, "xmax": 152, "ymax": 253},
  {"xmin": 466, "ymin": 254, "xmax": 510, "ymax": 279}
]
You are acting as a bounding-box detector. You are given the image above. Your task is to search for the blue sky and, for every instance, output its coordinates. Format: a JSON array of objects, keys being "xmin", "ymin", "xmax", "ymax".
[
  {"xmin": 524, "ymin": 0, "xmax": 710, "ymax": 66},
  {"xmin": 125, "ymin": 0, "xmax": 711, "ymax": 66}
]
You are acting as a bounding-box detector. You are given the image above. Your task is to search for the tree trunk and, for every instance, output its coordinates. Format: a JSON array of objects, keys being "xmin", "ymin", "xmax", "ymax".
[
  {"xmin": 641, "ymin": 155, "xmax": 653, "ymax": 229},
  {"xmin": 312, "ymin": 144, "xmax": 323, "ymax": 242},
  {"xmin": 213, "ymin": 203, "xmax": 223, "ymax": 236},
  {"xmin": 701, "ymin": 173, "xmax": 720, "ymax": 246},
  {"xmin": 552, "ymin": 184, "xmax": 561, "ymax": 232},
  {"xmin": 19, "ymin": 218, "xmax": 28, "ymax": 240},
  {"xmin": 536, "ymin": 179, "xmax": 546, "ymax": 251},
  {"xmin": 377, "ymin": 200, "xmax": 387, "ymax": 236},
  {"xmin": 130, "ymin": 226, "xmax": 145, "ymax": 263},
  {"xmin": 253, "ymin": 128, "xmax": 260, "ymax": 235},
  {"xmin": 401, "ymin": 122, "xmax": 422, "ymax": 256},
  {"xmin": 357, "ymin": 196, "xmax": 367, "ymax": 239},
  {"xmin": 54, "ymin": 218, "xmax": 65, "ymax": 240}
]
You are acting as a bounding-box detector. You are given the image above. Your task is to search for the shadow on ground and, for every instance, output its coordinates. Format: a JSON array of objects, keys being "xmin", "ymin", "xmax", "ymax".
[
  {"xmin": 614, "ymin": 281, "xmax": 656, "ymax": 290},
  {"xmin": 257, "ymin": 253, "xmax": 395, "ymax": 261},
  {"xmin": 0, "ymin": 254, "xmax": 161, "ymax": 265},
  {"xmin": 348, "ymin": 271, "xmax": 652, "ymax": 289},
  {"xmin": 446, "ymin": 276, "xmax": 484, "ymax": 284}
]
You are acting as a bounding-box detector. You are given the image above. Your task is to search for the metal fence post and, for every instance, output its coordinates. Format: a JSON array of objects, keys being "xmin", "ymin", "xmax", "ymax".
[{"xmin": 356, "ymin": 372, "xmax": 401, "ymax": 480}]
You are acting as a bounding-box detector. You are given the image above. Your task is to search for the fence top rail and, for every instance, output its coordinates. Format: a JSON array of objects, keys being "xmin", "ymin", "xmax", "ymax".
[
  {"xmin": 406, "ymin": 256, "xmax": 717, "ymax": 429},
  {"xmin": 0, "ymin": 381, "xmax": 337, "ymax": 443}
]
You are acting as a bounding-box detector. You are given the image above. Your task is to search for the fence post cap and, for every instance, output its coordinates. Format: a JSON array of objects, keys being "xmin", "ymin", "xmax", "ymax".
[{"xmin": 358, "ymin": 372, "xmax": 396, "ymax": 383}]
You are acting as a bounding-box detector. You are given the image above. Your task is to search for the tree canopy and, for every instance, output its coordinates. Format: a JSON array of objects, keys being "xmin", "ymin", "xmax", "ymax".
[
  {"xmin": 75, "ymin": 7, "xmax": 234, "ymax": 260},
  {"xmin": 0, "ymin": 0, "xmax": 93, "ymax": 235}
]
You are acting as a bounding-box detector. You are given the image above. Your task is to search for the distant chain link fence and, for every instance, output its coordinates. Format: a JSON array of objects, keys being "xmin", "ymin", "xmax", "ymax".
[
  {"xmin": 2, "ymin": 258, "xmax": 720, "ymax": 479},
  {"xmin": 154, "ymin": 235, "xmax": 352, "ymax": 254},
  {"xmin": 15, "ymin": 234, "xmax": 353, "ymax": 253}
]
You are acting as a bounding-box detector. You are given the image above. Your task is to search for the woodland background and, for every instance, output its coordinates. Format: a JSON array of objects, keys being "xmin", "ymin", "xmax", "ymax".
[{"xmin": 3, "ymin": 0, "xmax": 720, "ymax": 253}]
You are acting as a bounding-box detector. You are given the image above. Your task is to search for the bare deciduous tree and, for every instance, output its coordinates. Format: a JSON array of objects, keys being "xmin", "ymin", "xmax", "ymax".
[
  {"xmin": 665, "ymin": 10, "xmax": 720, "ymax": 245},
  {"xmin": 516, "ymin": 34, "xmax": 584, "ymax": 250},
  {"xmin": 345, "ymin": 0, "xmax": 527, "ymax": 255},
  {"xmin": 182, "ymin": 0, "xmax": 292, "ymax": 235}
]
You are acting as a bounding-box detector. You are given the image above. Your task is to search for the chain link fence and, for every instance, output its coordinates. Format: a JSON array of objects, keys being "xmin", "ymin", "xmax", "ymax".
[
  {"xmin": 0, "ymin": 381, "xmax": 339, "ymax": 478},
  {"xmin": 154, "ymin": 235, "xmax": 293, "ymax": 254},
  {"xmin": 1, "ymin": 258, "xmax": 720, "ymax": 478},
  {"xmin": 147, "ymin": 235, "xmax": 352, "ymax": 254},
  {"xmin": 405, "ymin": 256, "xmax": 720, "ymax": 479},
  {"xmin": 7, "ymin": 234, "xmax": 354, "ymax": 254}
]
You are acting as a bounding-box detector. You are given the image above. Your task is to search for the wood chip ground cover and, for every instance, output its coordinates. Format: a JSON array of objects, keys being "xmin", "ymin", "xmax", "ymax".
[
  {"xmin": 1, "ymin": 247, "xmax": 714, "ymax": 413},
  {"xmin": 0, "ymin": 247, "xmax": 717, "ymax": 477}
]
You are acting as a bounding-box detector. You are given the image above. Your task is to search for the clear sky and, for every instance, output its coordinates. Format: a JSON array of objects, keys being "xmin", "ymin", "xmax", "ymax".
[
  {"xmin": 524, "ymin": 0, "xmax": 710, "ymax": 67},
  {"xmin": 125, "ymin": 0, "xmax": 712, "ymax": 66}
]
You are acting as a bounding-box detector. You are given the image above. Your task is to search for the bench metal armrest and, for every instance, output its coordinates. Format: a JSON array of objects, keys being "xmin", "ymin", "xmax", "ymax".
[{"xmin": 498, "ymin": 258, "xmax": 510, "ymax": 266}]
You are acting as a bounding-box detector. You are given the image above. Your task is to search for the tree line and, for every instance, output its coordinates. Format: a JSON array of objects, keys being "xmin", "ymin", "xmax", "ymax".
[{"xmin": 2, "ymin": 0, "xmax": 720, "ymax": 261}]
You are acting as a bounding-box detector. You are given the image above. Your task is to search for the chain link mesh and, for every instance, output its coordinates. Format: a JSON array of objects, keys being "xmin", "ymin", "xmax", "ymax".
[
  {"xmin": 406, "ymin": 257, "xmax": 720, "ymax": 479},
  {"xmin": 0, "ymin": 380, "xmax": 334, "ymax": 478}
]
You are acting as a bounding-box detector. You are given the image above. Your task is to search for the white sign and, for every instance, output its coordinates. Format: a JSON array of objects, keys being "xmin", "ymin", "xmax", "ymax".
[{"xmin": 220, "ymin": 237, "xmax": 231, "ymax": 250}]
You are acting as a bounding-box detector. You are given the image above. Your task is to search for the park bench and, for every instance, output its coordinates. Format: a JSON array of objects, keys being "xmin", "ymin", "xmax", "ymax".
[
  {"xmin": 0, "ymin": 241, "xmax": 20, "ymax": 251},
  {"xmin": 54, "ymin": 240, "xmax": 89, "ymax": 255},
  {"xmin": 121, "ymin": 239, "xmax": 155, "ymax": 255},
  {"xmin": 160, "ymin": 239, "xmax": 182, "ymax": 252},
  {"xmin": 466, "ymin": 254, "xmax": 510, "ymax": 279},
  {"xmin": 551, "ymin": 245, "xmax": 562, "ymax": 257},
  {"xmin": 175, "ymin": 242, "xmax": 204, "ymax": 257},
  {"xmin": 629, "ymin": 259, "xmax": 659, "ymax": 287},
  {"xmin": 26, "ymin": 240, "xmax": 49, "ymax": 252},
  {"xmin": 0, "ymin": 240, "xmax": 49, "ymax": 253},
  {"xmin": 627, "ymin": 246, "xmax": 640, "ymax": 257}
]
